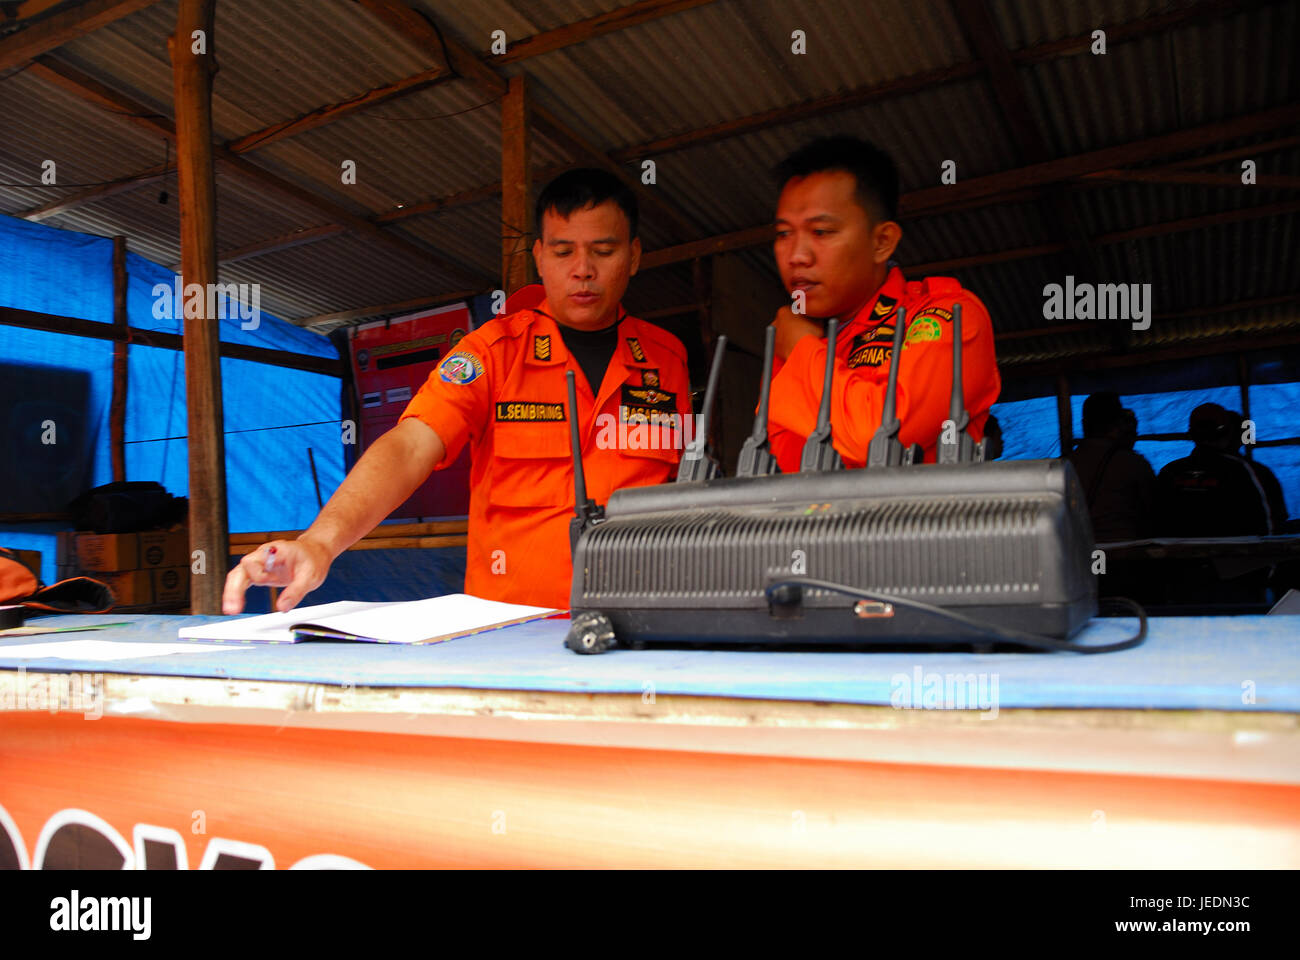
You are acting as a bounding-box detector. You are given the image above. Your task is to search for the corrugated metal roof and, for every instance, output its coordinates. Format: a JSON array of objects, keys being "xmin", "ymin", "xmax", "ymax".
[
  {"xmin": 0, "ymin": 0, "xmax": 1294, "ymax": 373},
  {"xmin": 0, "ymin": 68, "xmax": 166, "ymax": 216}
]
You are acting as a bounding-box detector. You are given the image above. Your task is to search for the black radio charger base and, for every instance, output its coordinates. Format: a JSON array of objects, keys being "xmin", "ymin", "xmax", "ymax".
[{"xmin": 562, "ymin": 308, "xmax": 1146, "ymax": 655}]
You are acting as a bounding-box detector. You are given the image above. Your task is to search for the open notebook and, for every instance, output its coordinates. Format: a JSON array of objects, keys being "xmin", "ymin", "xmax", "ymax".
[{"xmin": 177, "ymin": 595, "xmax": 562, "ymax": 645}]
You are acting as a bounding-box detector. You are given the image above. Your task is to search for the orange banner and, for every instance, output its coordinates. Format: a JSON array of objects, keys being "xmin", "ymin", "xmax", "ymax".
[{"xmin": 3, "ymin": 711, "xmax": 1299, "ymax": 868}]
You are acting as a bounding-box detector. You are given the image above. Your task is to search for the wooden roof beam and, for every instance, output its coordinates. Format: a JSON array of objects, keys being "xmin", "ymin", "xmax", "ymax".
[
  {"xmin": 222, "ymin": 64, "xmax": 452, "ymax": 154},
  {"xmin": 606, "ymin": 0, "xmax": 1268, "ymax": 163},
  {"xmin": 354, "ymin": 0, "xmax": 709, "ymax": 241},
  {"xmin": 951, "ymin": 0, "xmax": 1106, "ymax": 334},
  {"xmin": 905, "ymin": 198, "xmax": 1300, "ymax": 274},
  {"xmin": 24, "ymin": 55, "xmax": 492, "ymax": 288},
  {"xmin": 639, "ymin": 105, "xmax": 1300, "ymax": 271},
  {"xmin": 297, "ymin": 292, "xmax": 479, "ymax": 328},
  {"xmin": 0, "ymin": 0, "xmax": 161, "ymax": 71},
  {"xmin": 886, "ymin": 105, "xmax": 1300, "ymax": 216},
  {"xmin": 23, "ymin": 0, "xmax": 708, "ymax": 218},
  {"xmin": 0, "ymin": 304, "xmax": 343, "ymax": 375},
  {"xmin": 491, "ymin": 0, "xmax": 716, "ymax": 64},
  {"xmin": 1009, "ymin": 0, "xmax": 1271, "ymax": 66},
  {"xmin": 1079, "ymin": 169, "xmax": 1300, "ymax": 191},
  {"xmin": 21, "ymin": 57, "xmax": 456, "ymax": 220}
]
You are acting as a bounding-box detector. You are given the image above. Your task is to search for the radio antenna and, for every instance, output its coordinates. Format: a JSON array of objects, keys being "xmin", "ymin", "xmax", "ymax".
[
  {"xmin": 866, "ymin": 307, "xmax": 914, "ymax": 468},
  {"xmin": 676, "ymin": 335, "xmax": 726, "ymax": 482},
  {"xmin": 737, "ymin": 325, "xmax": 780, "ymax": 477},
  {"xmin": 567, "ymin": 370, "xmax": 603, "ymax": 553},
  {"xmin": 799, "ymin": 318, "xmax": 844, "ymax": 472},
  {"xmin": 937, "ymin": 302, "xmax": 976, "ymax": 464}
]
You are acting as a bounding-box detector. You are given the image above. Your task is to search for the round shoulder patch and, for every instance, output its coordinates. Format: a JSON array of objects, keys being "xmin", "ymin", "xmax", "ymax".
[
  {"xmin": 904, "ymin": 316, "xmax": 943, "ymax": 346},
  {"xmin": 439, "ymin": 350, "xmax": 484, "ymax": 385}
]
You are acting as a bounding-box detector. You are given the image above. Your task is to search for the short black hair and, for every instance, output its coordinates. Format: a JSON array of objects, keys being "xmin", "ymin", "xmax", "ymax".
[
  {"xmin": 535, "ymin": 168, "xmax": 638, "ymax": 240},
  {"xmin": 774, "ymin": 136, "xmax": 900, "ymax": 223},
  {"xmin": 1082, "ymin": 392, "xmax": 1125, "ymax": 438}
]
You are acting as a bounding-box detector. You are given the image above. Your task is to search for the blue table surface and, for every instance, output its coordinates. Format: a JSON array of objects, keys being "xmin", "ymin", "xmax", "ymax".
[{"xmin": 0, "ymin": 613, "xmax": 1296, "ymax": 712}]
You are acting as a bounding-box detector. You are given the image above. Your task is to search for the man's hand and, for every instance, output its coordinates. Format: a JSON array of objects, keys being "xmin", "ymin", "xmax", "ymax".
[
  {"xmin": 220, "ymin": 418, "xmax": 446, "ymax": 616},
  {"xmin": 222, "ymin": 537, "xmax": 334, "ymax": 614},
  {"xmin": 772, "ymin": 305, "xmax": 825, "ymax": 361}
]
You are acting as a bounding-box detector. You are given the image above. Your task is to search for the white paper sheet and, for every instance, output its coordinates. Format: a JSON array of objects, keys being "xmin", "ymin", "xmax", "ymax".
[
  {"xmin": 177, "ymin": 594, "xmax": 561, "ymax": 644},
  {"xmin": 177, "ymin": 600, "xmax": 396, "ymax": 644},
  {"xmin": 0, "ymin": 639, "xmax": 254, "ymax": 661}
]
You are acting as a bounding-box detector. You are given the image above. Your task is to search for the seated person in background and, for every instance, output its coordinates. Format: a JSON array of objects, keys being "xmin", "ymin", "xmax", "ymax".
[
  {"xmin": 223, "ymin": 168, "xmax": 693, "ymax": 613},
  {"xmin": 1158, "ymin": 403, "xmax": 1286, "ymax": 537},
  {"xmin": 1066, "ymin": 392, "xmax": 1157, "ymax": 542},
  {"xmin": 1157, "ymin": 403, "xmax": 1289, "ymax": 606},
  {"xmin": 765, "ymin": 136, "xmax": 1001, "ymax": 470}
]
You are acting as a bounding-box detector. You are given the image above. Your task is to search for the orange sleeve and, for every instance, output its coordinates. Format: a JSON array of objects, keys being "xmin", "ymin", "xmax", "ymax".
[
  {"xmin": 893, "ymin": 295, "xmax": 1001, "ymax": 457},
  {"xmin": 768, "ymin": 294, "xmax": 1000, "ymax": 466},
  {"xmin": 397, "ymin": 334, "xmax": 494, "ymax": 469}
]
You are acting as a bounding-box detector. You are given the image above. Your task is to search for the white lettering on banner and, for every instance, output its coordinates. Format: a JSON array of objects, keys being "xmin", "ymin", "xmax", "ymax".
[{"xmin": 0, "ymin": 803, "xmax": 373, "ymax": 871}]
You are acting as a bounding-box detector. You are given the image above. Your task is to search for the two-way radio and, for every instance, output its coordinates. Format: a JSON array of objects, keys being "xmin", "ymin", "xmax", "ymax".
[{"xmin": 562, "ymin": 305, "xmax": 1145, "ymax": 655}]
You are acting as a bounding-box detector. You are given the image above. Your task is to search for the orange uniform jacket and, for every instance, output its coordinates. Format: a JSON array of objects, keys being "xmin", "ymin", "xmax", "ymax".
[
  {"xmin": 768, "ymin": 266, "xmax": 1001, "ymax": 472},
  {"xmin": 399, "ymin": 300, "xmax": 692, "ymax": 608}
]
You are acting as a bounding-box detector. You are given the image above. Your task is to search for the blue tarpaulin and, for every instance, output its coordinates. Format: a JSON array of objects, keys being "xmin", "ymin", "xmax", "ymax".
[
  {"xmin": 992, "ymin": 373, "xmax": 1299, "ymax": 521},
  {"xmin": 1, "ymin": 213, "xmax": 345, "ymax": 584}
]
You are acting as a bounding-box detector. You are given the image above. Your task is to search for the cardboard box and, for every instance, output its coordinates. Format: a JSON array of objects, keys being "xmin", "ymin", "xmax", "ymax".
[
  {"xmin": 65, "ymin": 532, "xmax": 139, "ymax": 572},
  {"xmin": 152, "ymin": 566, "xmax": 189, "ymax": 604},
  {"xmin": 138, "ymin": 529, "xmax": 188, "ymax": 569},
  {"xmin": 98, "ymin": 566, "xmax": 190, "ymax": 607},
  {"xmin": 100, "ymin": 569, "xmax": 152, "ymax": 606},
  {"xmin": 57, "ymin": 528, "xmax": 189, "ymax": 572}
]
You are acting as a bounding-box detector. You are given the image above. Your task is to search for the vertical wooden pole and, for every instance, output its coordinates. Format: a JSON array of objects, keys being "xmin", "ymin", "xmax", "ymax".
[
  {"xmin": 1237, "ymin": 353, "xmax": 1253, "ymax": 461},
  {"xmin": 170, "ymin": 0, "xmax": 226, "ymax": 614},
  {"xmin": 501, "ymin": 74, "xmax": 531, "ymax": 295},
  {"xmin": 109, "ymin": 235, "xmax": 128, "ymax": 482},
  {"xmin": 1056, "ymin": 373, "xmax": 1074, "ymax": 458}
]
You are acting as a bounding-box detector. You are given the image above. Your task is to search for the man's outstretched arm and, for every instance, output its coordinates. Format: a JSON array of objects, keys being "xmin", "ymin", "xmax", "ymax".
[{"xmin": 222, "ymin": 417, "xmax": 445, "ymax": 613}]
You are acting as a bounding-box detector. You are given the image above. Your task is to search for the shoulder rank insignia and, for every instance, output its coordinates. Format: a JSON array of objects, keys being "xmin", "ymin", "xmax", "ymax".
[
  {"xmin": 533, "ymin": 334, "xmax": 551, "ymax": 361},
  {"xmin": 626, "ymin": 337, "xmax": 646, "ymax": 362}
]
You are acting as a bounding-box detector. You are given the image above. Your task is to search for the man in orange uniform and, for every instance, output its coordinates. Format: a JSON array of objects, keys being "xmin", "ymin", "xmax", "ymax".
[
  {"xmin": 223, "ymin": 169, "xmax": 691, "ymax": 612},
  {"xmin": 767, "ymin": 137, "xmax": 1000, "ymax": 470}
]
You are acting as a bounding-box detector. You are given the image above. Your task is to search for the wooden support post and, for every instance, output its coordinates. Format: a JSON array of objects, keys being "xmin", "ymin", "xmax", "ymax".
[
  {"xmin": 169, "ymin": 0, "xmax": 227, "ymax": 614},
  {"xmin": 109, "ymin": 236, "xmax": 128, "ymax": 482},
  {"xmin": 501, "ymin": 74, "xmax": 532, "ymax": 295},
  {"xmin": 1056, "ymin": 374, "xmax": 1074, "ymax": 459},
  {"xmin": 1238, "ymin": 353, "xmax": 1253, "ymax": 461}
]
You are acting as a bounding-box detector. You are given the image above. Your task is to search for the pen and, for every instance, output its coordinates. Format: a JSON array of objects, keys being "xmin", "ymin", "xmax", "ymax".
[{"xmin": 264, "ymin": 545, "xmax": 277, "ymax": 574}]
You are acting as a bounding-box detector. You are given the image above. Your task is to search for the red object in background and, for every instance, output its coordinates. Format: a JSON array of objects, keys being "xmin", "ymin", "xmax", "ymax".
[
  {"xmin": 504, "ymin": 282, "xmax": 545, "ymax": 314},
  {"xmin": 349, "ymin": 302, "xmax": 474, "ymax": 519}
]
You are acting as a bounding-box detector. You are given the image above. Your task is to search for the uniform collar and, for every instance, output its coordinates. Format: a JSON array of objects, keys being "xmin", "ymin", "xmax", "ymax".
[
  {"xmin": 526, "ymin": 298, "xmax": 633, "ymax": 366},
  {"xmin": 845, "ymin": 264, "xmax": 906, "ymax": 333},
  {"xmin": 614, "ymin": 313, "xmax": 653, "ymax": 367}
]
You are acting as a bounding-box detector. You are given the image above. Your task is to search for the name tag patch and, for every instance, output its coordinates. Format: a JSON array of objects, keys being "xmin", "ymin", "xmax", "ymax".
[
  {"xmin": 846, "ymin": 327, "xmax": 894, "ymax": 369},
  {"xmin": 495, "ymin": 401, "xmax": 566, "ymax": 422}
]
